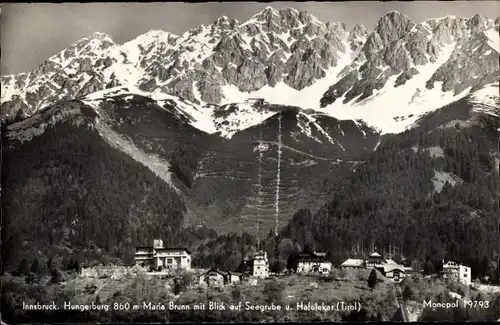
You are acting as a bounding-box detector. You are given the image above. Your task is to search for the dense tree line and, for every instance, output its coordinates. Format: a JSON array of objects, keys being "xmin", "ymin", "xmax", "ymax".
[
  {"xmin": 191, "ymin": 124, "xmax": 500, "ymax": 282},
  {"xmin": 280, "ymin": 125, "xmax": 500, "ymax": 280},
  {"xmin": 2, "ymin": 121, "xmax": 186, "ymax": 273},
  {"xmin": 99, "ymin": 97, "xmax": 216, "ymax": 190},
  {"xmin": 192, "ymin": 232, "xmax": 258, "ymax": 271},
  {"xmin": 170, "ymin": 139, "xmax": 201, "ymax": 188}
]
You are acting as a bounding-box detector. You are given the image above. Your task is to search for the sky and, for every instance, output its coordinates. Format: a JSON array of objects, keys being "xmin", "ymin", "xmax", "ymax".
[{"xmin": 1, "ymin": 1, "xmax": 499, "ymax": 75}]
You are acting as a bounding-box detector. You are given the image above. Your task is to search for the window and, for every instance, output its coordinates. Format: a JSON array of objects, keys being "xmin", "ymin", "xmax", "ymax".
[
  {"xmin": 257, "ymin": 266, "xmax": 260, "ymax": 270},
  {"xmin": 167, "ymin": 258, "xmax": 173, "ymax": 264}
]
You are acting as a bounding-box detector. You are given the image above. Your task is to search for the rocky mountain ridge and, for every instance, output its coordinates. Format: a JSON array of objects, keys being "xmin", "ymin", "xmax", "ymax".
[
  {"xmin": 320, "ymin": 12, "xmax": 499, "ymax": 106},
  {"xmin": 1, "ymin": 7, "xmax": 367, "ymax": 119},
  {"xmin": 1, "ymin": 8, "xmax": 499, "ymax": 136}
]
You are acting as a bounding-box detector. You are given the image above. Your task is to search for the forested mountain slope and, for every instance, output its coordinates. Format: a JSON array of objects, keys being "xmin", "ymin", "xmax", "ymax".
[
  {"xmin": 280, "ymin": 97, "xmax": 500, "ymax": 278},
  {"xmin": 191, "ymin": 94, "xmax": 500, "ymax": 280},
  {"xmin": 1, "ymin": 103, "xmax": 188, "ymax": 272}
]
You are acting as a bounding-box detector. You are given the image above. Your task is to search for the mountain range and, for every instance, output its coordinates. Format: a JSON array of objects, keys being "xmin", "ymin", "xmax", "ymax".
[
  {"xmin": 1, "ymin": 7, "xmax": 499, "ymax": 268},
  {"xmin": 2, "ymin": 8, "xmax": 498, "ymax": 133}
]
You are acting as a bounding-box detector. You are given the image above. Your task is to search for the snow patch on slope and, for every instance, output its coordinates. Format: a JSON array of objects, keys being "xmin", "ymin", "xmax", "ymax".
[
  {"xmin": 81, "ymin": 85, "xmax": 217, "ymax": 134},
  {"xmin": 484, "ymin": 29, "xmax": 500, "ymax": 53},
  {"xmin": 469, "ymin": 83, "xmax": 500, "ymax": 117},
  {"xmin": 322, "ymin": 43, "xmax": 472, "ymax": 135},
  {"xmin": 213, "ymin": 103, "xmax": 275, "ymax": 138},
  {"xmin": 412, "ymin": 145, "xmax": 445, "ymax": 158},
  {"xmin": 219, "ymin": 50, "xmax": 354, "ymax": 109},
  {"xmin": 94, "ymin": 118, "xmax": 178, "ymax": 192},
  {"xmin": 432, "ymin": 170, "xmax": 462, "ymax": 193}
]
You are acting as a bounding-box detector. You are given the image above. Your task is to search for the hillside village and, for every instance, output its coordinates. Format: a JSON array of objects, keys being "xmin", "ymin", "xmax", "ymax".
[
  {"xmin": 3, "ymin": 238, "xmax": 500, "ymax": 323},
  {"xmin": 2, "ymin": 2, "xmax": 500, "ymax": 324},
  {"xmin": 56, "ymin": 239, "xmax": 498, "ymax": 321},
  {"xmin": 75, "ymin": 238, "xmax": 481, "ymax": 290}
]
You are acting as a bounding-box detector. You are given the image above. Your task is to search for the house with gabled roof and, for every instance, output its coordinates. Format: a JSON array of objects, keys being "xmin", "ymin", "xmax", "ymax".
[
  {"xmin": 340, "ymin": 251, "xmax": 412, "ymax": 282},
  {"xmin": 198, "ymin": 268, "xmax": 249, "ymax": 287},
  {"xmin": 296, "ymin": 251, "xmax": 332, "ymax": 275},
  {"xmin": 375, "ymin": 264, "xmax": 407, "ymax": 282},
  {"xmin": 366, "ymin": 252, "xmax": 387, "ymax": 268}
]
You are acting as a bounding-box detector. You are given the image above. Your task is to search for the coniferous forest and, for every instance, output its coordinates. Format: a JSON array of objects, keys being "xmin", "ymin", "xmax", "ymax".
[
  {"xmin": 2, "ymin": 110, "xmax": 500, "ymax": 283},
  {"xmin": 191, "ymin": 122, "xmax": 500, "ymax": 282},
  {"xmin": 1, "ymin": 101, "xmax": 499, "ymax": 325},
  {"xmin": 1, "ymin": 120, "xmax": 187, "ymax": 273}
]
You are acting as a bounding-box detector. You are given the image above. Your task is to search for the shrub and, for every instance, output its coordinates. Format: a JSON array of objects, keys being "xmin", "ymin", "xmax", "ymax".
[
  {"xmin": 30, "ymin": 258, "xmax": 40, "ymax": 275},
  {"xmin": 357, "ymin": 269, "xmax": 370, "ymax": 281},
  {"xmin": 17, "ymin": 259, "xmax": 29, "ymax": 276},
  {"xmin": 231, "ymin": 286, "xmax": 241, "ymax": 301},
  {"xmin": 402, "ymin": 284, "xmax": 418, "ymax": 301},
  {"xmin": 51, "ymin": 268, "xmax": 66, "ymax": 284},
  {"xmin": 180, "ymin": 271, "xmax": 194, "ymax": 287},
  {"xmin": 386, "ymin": 286, "xmax": 396, "ymax": 302},
  {"xmin": 367, "ymin": 269, "xmax": 377, "ymax": 290},
  {"xmin": 25, "ymin": 273, "xmax": 36, "ymax": 284},
  {"xmin": 263, "ymin": 280, "xmax": 285, "ymax": 304},
  {"xmin": 456, "ymin": 286, "xmax": 466, "ymax": 297}
]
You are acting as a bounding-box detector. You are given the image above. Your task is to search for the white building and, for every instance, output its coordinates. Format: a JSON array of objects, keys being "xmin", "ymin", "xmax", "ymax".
[
  {"xmin": 134, "ymin": 239, "xmax": 191, "ymax": 271},
  {"xmin": 365, "ymin": 252, "xmax": 387, "ymax": 268},
  {"xmin": 252, "ymin": 251, "xmax": 269, "ymax": 279},
  {"xmin": 296, "ymin": 252, "xmax": 332, "ymax": 275},
  {"xmin": 340, "ymin": 252, "xmax": 412, "ymax": 282},
  {"xmin": 244, "ymin": 98, "xmax": 269, "ymax": 106},
  {"xmin": 441, "ymin": 261, "xmax": 471, "ymax": 285},
  {"xmin": 198, "ymin": 269, "xmax": 225, "ymax": 287},
  {"xmin": 377, "ymin": 264, "xmax": 407, "ymax": 282}
]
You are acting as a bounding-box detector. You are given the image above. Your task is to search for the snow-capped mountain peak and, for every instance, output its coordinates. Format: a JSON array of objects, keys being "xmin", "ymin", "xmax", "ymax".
[{"xmin": 1, "ymin": 9, "xmax": 498, "ymax": 137}]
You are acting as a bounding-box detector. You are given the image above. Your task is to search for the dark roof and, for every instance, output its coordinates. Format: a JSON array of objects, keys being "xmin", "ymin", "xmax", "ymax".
[
  {"xmin": 375, "ymin": 265, "xmax": 406, "ymax": 275},
  {"xmin": 153, "ymin": 247, "xmax": 191, "ymax": 254},
  {"xmin": 136, "ymin": 246, "xmax": 154, "ymax": 250},
  {"xmin": 297, "ymin": 252, "xmax": 329, "ymax": 262},
  {"xmin": 200, "ymin": 268, "xmax": 229, "ymax": 277},
  {"xmin": 298, "ymin": 258, "xmax": 330, "ymax": 263}
]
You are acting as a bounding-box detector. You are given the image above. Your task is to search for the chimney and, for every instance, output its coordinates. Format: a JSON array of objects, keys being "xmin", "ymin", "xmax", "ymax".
[{"xmin": 153, "ymin": 239, "xmax": 164, "ymax": 249}]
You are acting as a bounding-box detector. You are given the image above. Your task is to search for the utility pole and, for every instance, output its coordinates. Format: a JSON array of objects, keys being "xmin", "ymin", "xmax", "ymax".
[{"xmin": 257, "ymin": 109, "xmax": 264, "ymax": 251}]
